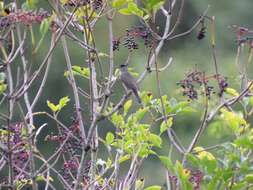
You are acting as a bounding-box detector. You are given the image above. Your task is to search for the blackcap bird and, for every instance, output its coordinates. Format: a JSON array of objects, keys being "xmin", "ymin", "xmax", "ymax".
[{"xmin": 120, "ymin": 64, "xmax": 142, "ymax": 104}]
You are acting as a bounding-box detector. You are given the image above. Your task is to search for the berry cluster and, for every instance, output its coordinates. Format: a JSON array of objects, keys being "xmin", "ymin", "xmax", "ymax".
[
  {"xmin": 92, "ymin": 0, "xmax": 103, "ymax": 10},
  {"xmin": 0, "ymin": 9, "xmax": 49, "ymax": 28},
  {"xmin": 197, "ymin": 20, "xmax": 206, "ymax": 40},
  {"xmin": 232, "ymin": 25, "xmax": 253, "ymax": 48},
  {"xmin": 46, "ymin": 119, "xmax": 94, "ymax": 188},
  {"xmin": 59, "ymin": 158, "xmax": 105, "ymax": 189},
  {"xmin": 178, "ymin": 70, "xmax": 228, "ymax": 100},
  {"xmin": 63, "ymin": 0, "xmax": 103, "ymax": 10},
  {"xmin": 113, "ymin": 26, "xmax": 154, "ymax": 51},
  {"xmin": 60, "ymin": 157, "xmax": 79, "ymax": 185},
  {"xmin": 46, "ymin": 119, "xmax": 83, "ymax": 157},
  {"xmin": 122, "ymin": 35, "xmax": 138, "ymax": 50},
  {"xmin": 112, "ymin": 38, "xmax": 120, "ymax": 51},
  {"xmin": 168, "ymin": 169, "xmax": 203, "ymax": 190},
  {"xmin": 168, "ymin": 175, "xmax": 178, "ymax": 187},
  {"xmin": 189, "ymin": 170, "xmax": 203, "ymax": 190},
  {"xmin": 218, "ymin": 76, "xmax": 229, "ymax": 96},
  {"xmin": 0, "ymin": 123, "xmax": 30, "ymax": 182}
]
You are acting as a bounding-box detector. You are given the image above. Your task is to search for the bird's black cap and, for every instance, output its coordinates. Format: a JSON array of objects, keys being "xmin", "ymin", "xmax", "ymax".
[{"xmin": 119, "ymin": 64, "xmax": 128, "ymax": 68}]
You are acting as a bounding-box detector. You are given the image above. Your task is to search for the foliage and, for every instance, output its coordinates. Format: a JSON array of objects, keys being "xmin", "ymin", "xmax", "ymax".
[{"xmin": 0, "ymin": 0, "xmax": 253, "ymax": 190}]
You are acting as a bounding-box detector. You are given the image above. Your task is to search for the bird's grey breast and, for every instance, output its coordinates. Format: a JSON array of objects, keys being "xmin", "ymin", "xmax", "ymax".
[{"xmin": 120, "ymin": 71, "xmax": 139, "ymax": 90}]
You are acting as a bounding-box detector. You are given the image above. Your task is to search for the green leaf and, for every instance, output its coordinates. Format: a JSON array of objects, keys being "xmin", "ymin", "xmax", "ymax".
[
  {"xmin": 171, "ymin": 101, "xmax": 189, "ymax": 113},
  {"xmin": 222, "ymin": 168, "xmax": 233, "ymax": 181},
  {"xmin": 194, "ymin": 147, "xmax": 217, "ymax": 173},
  {"xmin": 40, "ymin": 18, "xmax": 50, "ymax": 35},
  {"xmin": 0, "ymin": 83, "xmax": 7, "ymax": 94},
  {"xmin": 0, "ymin": 2, "xmax": 4, "ymax": 10},
  {"xmin": 111, "ymin": 113, "xmax": 124, "ymax": 127},
  {"xmin": 220, "ymin": 108, "xmax": 247, "ymax": 133},
  {"xmin": 118, "ymin": 8, "xmax": 132, "ymax": 15},
  {"xmin": 105, "ymin": 132, "xmax": 114, "ymax": 145},
  {"xmin": 207, "ymin": 174, "xmax": 219, "ymax": 190},
  {"xmin": 231, "ymin": 182, "xmax": 247, "ymax": 190},
  {"xmin": 0, "ymin": 72, "xmax": 6, "ymax": 82},
  {"xmin": 186, "ymin": 154, "xmax": 199, "ymax": 168},
  {"xmin": 47, "ymin": 100, "xmax": 59, "ymax": 113},
  {"xmin": 64, "ymin": 66, "xmax": 90, "ymax": 78},
  {"xmin": 135, "ymin": 107, "xmax": 148, "ymax": 121},
  {"xmin": 98, "ymin": 52, "xmax": 109, "ymax": 57},
  {"xmin": 175, "ymin": 160, "xmax": 187, "ymax": 179},
  {"xmin": 249, "ymin": 96, "xmax": 253, "ymax": 106},
  {"xmin": 118, "ymin": 2, "xmax": 143, "ymax": 17},
  {"xmin": 160, "ymin": 117, "xmax": 173, "ymax": 134},
  {"xmin": 73, "ymin": 65, "xmax": 90, "ymax": 77},
  {"xmin": 180, "ymin": 106, "xmax": 197, "ymax": 113},
  {"xmin": 21, "ymin": 126, "xmax": 28, "ymax": 138},
  {"xmin": 149, "ymin": 134, "xmax": 162, "ymax": 147},
  {"xmin": 225, "ymin": 87, "xmax": 239, "ymax": 97},
  {"xmin": 234, "ymin": 134, "xmax": 253, "ymax": 149},
  {"xmin": 124, "ymin": 99, "xmax": 132, "ymax": 115},
  {"xmin": 202, "ymin": 156, "xmax": 217, "ymax": 174},
  {"xmin": 112, "ymin": 0, "xmax": 128, "ymax": 8},
  {"xmin": 174, "ymin": 161, "xmax": 193, "ymax": 190},
  {"xmin": 159, "ymin": 156, "xmax": 174, "ymax": 171},
  {"xmin": 143, "ymin": 0, "xmax": 165, "ymax": 10},
  {"xmin": 141, "ymin": 91, "xmax": 153, "ymax": 105},
  {"xmin": 22, "ymin": 0, "xmax": 38, "ymax": 10},
  {"xmin": 47, "ymin": 96, "xmax": 69, "ymax": 113},
  {"xmin": 118, "ymin": 154, "xmax": 130, "ymax": 163},
  {"xmin": 128, "ymin": 2, "xmax": 143, "ymax": 17},
  {"xmin": 59, "ymin": 96, "xmax": 70, "ymax": 109},
  {"xmin": 139, "ymin": 146, "xmax": 151, "ymax": 157},
  {"xmin": 144, "ymin": 185, "xmax": 162, "ymax": 190},
  {"xmin": 135, "ymin": 178, "xmax": 145, "ymax": 190},
  {"xmin": 36, "ymin": 175, "xmax": 53, "ymax": 182},
  {"xmin": 106, "ymin": 158, "xmax": 112, "ymax": 168}
]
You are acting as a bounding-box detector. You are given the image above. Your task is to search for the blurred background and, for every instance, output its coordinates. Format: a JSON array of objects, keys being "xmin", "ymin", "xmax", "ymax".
[{"xmin": 1, "ymin": 0, "xmax": 253, "ymax": 188}]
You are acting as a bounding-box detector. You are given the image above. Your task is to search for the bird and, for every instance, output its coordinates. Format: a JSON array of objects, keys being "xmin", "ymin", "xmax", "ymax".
[{"xmin": 120, "ymin": 64, "xmax": 142, "ymax": 104}]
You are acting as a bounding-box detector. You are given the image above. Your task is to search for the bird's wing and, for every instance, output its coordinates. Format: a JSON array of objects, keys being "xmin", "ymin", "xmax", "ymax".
[{"xmin": 120, "ymin": 72, "xmax": 139, "ymax": 90}]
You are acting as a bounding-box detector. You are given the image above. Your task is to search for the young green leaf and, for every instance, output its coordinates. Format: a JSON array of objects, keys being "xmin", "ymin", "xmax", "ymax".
[
  {"xmin": 225, "ymin": 87, "xmax": 239, "ymax": 97},
  {"xmin": 23, "ymin": 0, "xmax": 38, "ymax": 10},
  {"xmin": 74, "ymin": 66, "xmax": 90, "ymax": 78},
  {"xmin": 124, "ymin": 99, "xmax": 132, "ymax": 115},
  {"xmin": 59, "ymin": 96, "xmax": 70, "ymax": 110},
  {"xmin": 0, "ymin": 83, "xmax": 7, "ymax": 94},
  {"xmin": 0, "ymin": 72, "xmax": 6, "ymax": 82},
  {"xmin": 128, "ymin": 2, "xmax": 143, "ymax": 17},
  {"xmin": 186, "ymin": 154, "xmax": 200, "ymax": 168},
  {"xmin": 119, "ymin": 2, "xmax": 143, "ymax": 17},
  {"xmin": 40, "ymin": 18, "xmax": 50, "ymax": 35},
  {"xmin": 135, "ymin": 178, "xmax": 145, "ymax": 190},
  {"xmin": 118, "ymin": 154, "xmax": 131, "ymax": 163},
  {"xmin": 111, "ymin": 113, "xmax": 124, "ymax": 127},
  {"xmin": 160, "ymin": 117, "xmax": 173, "ymax": 134},
  {"xmin": 47, "ymin": 100, "xmax": 59, "ymax": 113},
  {"xmin": 245, "ymin": 174, "xmax": 253, "ymax": 183},
  {"xmin": 118, "ymin": 8, "xmax": 132, "ymax": 15},
  {"xmin": 105, "ymin": 132, "xmax": 114, "ymax": 145},
  {"xmin": 36, "ymin": 175, "xmax": 53, "ymax": 182},
  {"xmin": 249, "ymin": 96, "xmax": 253, "ymax": 106},
  {"xmin": 112, "ymin": 0, "xmax": 128, "ymax": 8},
  {"xmin": 135, "ymin": 107, "xmax": 148, "ymax": 121},
  {"xmin": 159, "ymin": 156, "xmax": 174, "ymax": 171},
  {"xmin": 144, "ymin": 185, "xmax": 162, "ymax": 190},
  {"xmin": 143, "ymin": 0, "xmax": 165, "ymax": 11},
  {"xmin": 47, "ymin": 96, "xmax": 70, "ymax": 113},
  {"xmin": 149, "ymin": 134, "xmax": 162, "ymax": 147}
]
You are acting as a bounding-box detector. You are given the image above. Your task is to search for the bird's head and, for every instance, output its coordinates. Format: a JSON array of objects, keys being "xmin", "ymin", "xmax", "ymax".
[{"xmin": 119, "ymin": 64, "xmax": 128, "ymax": 72}]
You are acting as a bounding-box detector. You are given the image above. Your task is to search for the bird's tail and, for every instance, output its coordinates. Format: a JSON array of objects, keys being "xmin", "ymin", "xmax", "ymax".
[{"xmin": 133, "ymin": 90, "xmax": 142, "ymax": 104}]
